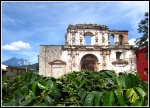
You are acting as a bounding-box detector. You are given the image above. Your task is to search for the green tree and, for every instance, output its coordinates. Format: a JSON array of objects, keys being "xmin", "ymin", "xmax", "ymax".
[
  {"xmin": 133, "ymin": 12, "xmax": 148, "ymax": 58},
  {"xmin": 135, "ymin": 12, "xmax": 148, "ymax": 47}
]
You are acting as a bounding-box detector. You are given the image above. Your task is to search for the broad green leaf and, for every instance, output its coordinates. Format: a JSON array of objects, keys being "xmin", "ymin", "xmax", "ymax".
[
  {"xmin": 115, "ymin": 77, "xmax": 122, "ymax": 89},
  {"xmin": 94, "ymin": 92, "xmax": 103, "ymax": 106},
  {"xmin": 44, "ymin": 95, "xmax": 55, "ymax": 106},
  {"xmin": 77, "ymin": 89, "xmax": 87, "ymax": 101},
  {"xmin": 25, "ymin": 72, "xmax": 33, "ymax": 82},
  {"xmin": 52, "ymin": 88, "xmax": 61, "ymax": 98},
  {"xmin": 126, "ymin": 88, "xmax": 138, "ymax": 103},
  {"xmin": 31, "ymin": 81, "xmax": 38, "ymax": 96},
  {"xmin": 23, "ymin": 73, "xmax": 27, "ymax": 81},
  {"xmin": 38, "ymin": 80, "xmax": 48, "ymax": 87},
  {"xmin": 84, "ymin": 92, "xmax": 95, "ymax": 106},
  {"xmin": 30, "ymin": 75, "xmax": 38, "ymax": 84},
  {"xmin": 20, "ymin": 96, "xmax": 38, "ymax": 106},
  {"xmin": 37, "ymin": 82, "xmax": 45, "ymax": 89},
  {"xmin": 120, "ymin": 73, "xmax": 130, "ymax": 89},
  {"xmin": 128, "ymin": 92, "xmax": 138, "ymax": 103},
  {"xmin": 134, "ymin": 87, "xmax": 146, "ymax": 101},
  {"xmin": 131, "ymin": 101, "xmax": 143, "ymax": 106},
  {"xmin": 98, "ymin": 72, "xmax": 108, "ymax": 78},
  {"xmin": 105, "ymin": 78, "xmax": 115, "ymax": 85},
  {"xmin": 140, "ymin": 81, "xmax": 148, "ymax": 93},
  {"xmin": 128, "ymin": 78, "xmax": 131, "ymax": 88},
  {"xmin": 81, "ymin": 91, "xmax": 87, "ymax": 101},
  {"xmin": 105, "ymin": 70, "xmax": 117, "ymax": 77},
  {"xmin": 79, "ymin": 81, "xmax": 85, "ymax": 87},
  {"xmin": 71, "ymin": 80, "xmax": 77, "ymax": 85},
  {"xmin": 135, "ymin": 73, "xmax": 141, "ymax": 84},
  {"xmin": 20, "ymin": 87, "xmax": 29, "ymax": 96},
  {"xmin": 14, "ymin": 92, "xmax": 25, "ymax": 105},
  {"xmin": 114, "ymin": 89, "xmax": 126, "ymax": 106},
  {"xmin": 129, "ymin": 73, "xmax": 137, "ymax": 87},
  {"xmin": 77, "ymin": 74, "xmax": 83, "ymax": 81},
  {"xmin": 125, "ymin": 88, "xmax": 134, "ymax": 98},
  {"xmin": 103, "ymin": 91, "xmax": 114, "ymax": 106},
  {"xmin": 47, "ymin": 79, "xmax": 53, "ymax": 89},
  {"xmin": 3, "ymin": 102, "xmax": 17, "ymax": 106},
  {"xmin": 38, "ymin": 80, "xmax": 47, "ymax": 89}
]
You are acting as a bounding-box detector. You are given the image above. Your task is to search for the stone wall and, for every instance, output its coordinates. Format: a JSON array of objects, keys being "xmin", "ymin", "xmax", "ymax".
[
  {"xmin": 39, "ymin": 24, "xmax": 136, "ymax": 78},
  {"xmin": 39, "ymin": 45, "xmax": 62, "ymax": 76}
]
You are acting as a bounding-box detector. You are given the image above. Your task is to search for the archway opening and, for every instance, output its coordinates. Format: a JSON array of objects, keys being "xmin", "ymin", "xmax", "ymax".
[
  {"xmin": 80, "ymin": 54, "xmax": 98, "ymax": 72},
  {"xmin": 110, "ymin": 35, "xmax": 114, "ymax": 45}
]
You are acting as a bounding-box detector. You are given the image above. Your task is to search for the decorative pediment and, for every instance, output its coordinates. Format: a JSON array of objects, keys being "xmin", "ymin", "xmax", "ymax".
[{"xmin": 49, "ymin": 59, "xmax": 66, "ymax": 65}]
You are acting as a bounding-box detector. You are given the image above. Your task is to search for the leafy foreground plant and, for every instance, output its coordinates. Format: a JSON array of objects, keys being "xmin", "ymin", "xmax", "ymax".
[{"xmin": 2, "ymin": 70, "xmax": 148, "ymax": 106}]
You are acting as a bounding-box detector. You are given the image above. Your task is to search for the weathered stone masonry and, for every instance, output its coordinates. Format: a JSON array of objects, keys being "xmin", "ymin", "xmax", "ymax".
[
  {"xmin": 39, "ymin": 45, "xmax": 62, "ymax": 77},
  {"xmin": 39, "ymin": 24, "xmax": 136, "ymax": 78}
]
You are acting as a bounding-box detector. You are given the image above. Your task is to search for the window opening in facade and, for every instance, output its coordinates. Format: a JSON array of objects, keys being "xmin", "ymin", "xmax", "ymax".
[
  {"xmin": 110, "ymin": 35, "xmax": 114, "ymax": 45},
  {"xmin": 85, "ymin": 36, "xmax": 91, "ymax": 45},
  {"xmin": 116, "ymin": 52, "xmax": 122, "ymax": 60}
]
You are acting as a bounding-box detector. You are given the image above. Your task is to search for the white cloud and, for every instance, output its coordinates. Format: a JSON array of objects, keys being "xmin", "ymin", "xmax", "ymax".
[
  {"xmin": 2, "ymin": 41, "xmax": 31, "ymax": 51},
  {"xmin": 128, "ymin": 38, "xmax": 136, "ymax": 45}
]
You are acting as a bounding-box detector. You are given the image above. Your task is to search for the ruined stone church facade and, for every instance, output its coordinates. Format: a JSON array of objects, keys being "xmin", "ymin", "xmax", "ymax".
[{"xmin": 39, "ymin": 24, "xmax": 136, "ymax": 78}]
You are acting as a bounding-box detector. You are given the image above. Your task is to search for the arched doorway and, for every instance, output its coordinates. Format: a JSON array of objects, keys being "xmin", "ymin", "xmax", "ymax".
[{"xmin": 80, "ymin": 54, "xmax": 98, "ymax": 72}]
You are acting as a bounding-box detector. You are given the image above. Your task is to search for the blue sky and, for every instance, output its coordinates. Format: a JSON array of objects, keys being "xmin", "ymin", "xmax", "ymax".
[{"xmin": 1, "ymin": 1, "xmax": 149, "ymax": 64}]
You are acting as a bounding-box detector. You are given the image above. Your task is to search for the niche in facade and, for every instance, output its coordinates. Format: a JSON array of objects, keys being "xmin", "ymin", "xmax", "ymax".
[
  {"xmin": 49, "ymin": 60, "xmax": 66, "ymax": 78},
  {"xmin": 116, "ymin": 52, "xmax": 122, "ymax": 60}
]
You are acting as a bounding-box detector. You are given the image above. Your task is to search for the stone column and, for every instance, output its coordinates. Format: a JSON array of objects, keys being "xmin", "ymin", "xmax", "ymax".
[
  {"xmin": 114, "ymin": 34, "xmax": 116, "ymax": 44},
  {"xmin": 98, "ymin": 32, "xmax": 101, "ymax": 45},
  {"xmin": 97, "ymin": 31, "xmax": 100, "ymax": 45},
  {"xmin": 108, "ymin": 33, "xmax": 110, "ymax": 45},
  {"xmin": 114, "ymin": 34, "xmax": 119, "ymax": 45},
  {"xmin": 91, "ymin": 35, "xmax": 94, "ymax": 45},
  {"xmin": 76, "ymin": 51, "xmax": 79, "ymax": 71},
  {"xmin": 116, "ymin": 34, "xmax": 119, "ymax": 42},
  {"xmin": 79, "ymin": 32, "xmax": 83, "ymax": 45},
  {"xmin": 74, "ymin": 32, "xmax": 77, "ymax": 45},
  {"xmin": 70, "ymin": 32, "xmax": 73, "ymax": 45},
  {"xmin": 94, "ymin": 31, "xmax": 98, "ymax": 45},
  {"xmin": 68, "ymin": 31, "xmax": 71, "ymax": 45}
]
